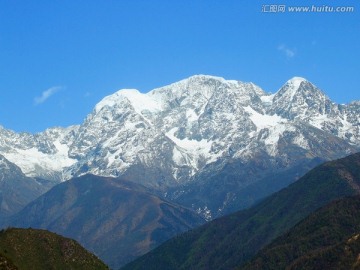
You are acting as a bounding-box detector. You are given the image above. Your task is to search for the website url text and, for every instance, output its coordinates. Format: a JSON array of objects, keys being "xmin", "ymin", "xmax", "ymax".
[{"xmin": 261, "ymin": 5, "xmax": 355, "ymax": 13}]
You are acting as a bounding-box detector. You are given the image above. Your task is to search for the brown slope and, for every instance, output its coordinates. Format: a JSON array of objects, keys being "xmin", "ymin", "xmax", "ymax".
[{"xmin": 8, "ymin": 174, "xmax": 204, "ymax": 269}]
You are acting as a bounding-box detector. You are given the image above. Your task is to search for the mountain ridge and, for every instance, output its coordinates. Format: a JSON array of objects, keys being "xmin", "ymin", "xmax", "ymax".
[
  {"xmin": 241, "ymin": 195, "xmax": 360, "ymax": 270},
  {"xmin": 0, "ymin": 154, "xmax": 54, "ymax": 218},
  {"xmin": 8, "ymin": 174, "xmax": 205, "ymax": 269},
  {"xmin": 2, "ymin": 75, "xmax": 358, "ymax": 181},
  {"xmin": 121, "ymin": 152, "xmax": 360, "ymax": 270},
  {"xmin": 0, "ymin": 227, "xmax": 109, "ymax": 270},
  {"xmin": 0, "ymin": 75, "xmax": 359, "ymax": 217}
]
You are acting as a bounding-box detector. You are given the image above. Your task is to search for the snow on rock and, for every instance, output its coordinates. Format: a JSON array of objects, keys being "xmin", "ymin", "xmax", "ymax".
[
  {"xmin": 0, "ymin": 126, "xmax": 78, "ymax": 181},
  {"xmin": 0, "ymin": 74, "xmax": 359, "ymax": 185},
  {"xmin": 244, "ymin": 106, "xmax": 287, "ymax": 131},
  {"xmin": 287, "ymin": 76, "xmax": 307, "ymax": 89},
  {"xmin": 196, "ymin": 206, "xmax": 212, "ymax": 221},
  {"xmin": 260, "ymin": 94, "xmax": 275, "ymax": 105},
  {"xmin": 293, "ymin": 133, "xmax": 310, "ymax": 150},
  {"xmin": 166, "ymin": 127, "xmax": 221, "ymax": 170},
  {"xmin": 284, "ymin": 77, "xmax": 307, "ymax": 93},
  {"xmin": 4, "ymin": 146, "xmax": 76, "ymax": 178},
  {"xmin": 120, "ymin": 89, "xmax": 163, "ymax": 114}
]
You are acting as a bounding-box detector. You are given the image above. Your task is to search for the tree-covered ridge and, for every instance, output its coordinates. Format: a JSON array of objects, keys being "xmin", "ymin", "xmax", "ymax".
[
  {"xmin": 122, "ymin": 152, "xmax": 360, "ymax": 270},
  {"xmin": 0, "ymin": 228, "xmax": 108, "ymax": 270},
  {"xmin": 241, "ymin": 195, "xmax": 360, "ymax": 270}
]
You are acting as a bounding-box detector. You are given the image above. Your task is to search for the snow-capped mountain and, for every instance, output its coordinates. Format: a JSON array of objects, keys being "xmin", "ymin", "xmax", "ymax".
[
  {"xmin": 0, "ymin": 125, "xmax": 78, "ymax": 181},
  {"xmin": 0, "ymin": 75, "xmax": 359, "ymax": 217},
  {"xmin": 269, "ymin": 77, "xmax": 360, "ymax": 144},
  {"xmin": 66, "ymin": 76, "xmax": 270, "ymax": 187},
  {"xmin": 66, "ymin": 75, "xmax": 359, "ymax": 181}
]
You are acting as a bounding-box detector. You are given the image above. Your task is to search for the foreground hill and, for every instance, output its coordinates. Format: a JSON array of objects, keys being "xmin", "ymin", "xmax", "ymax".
[
  {"xmin": 0, "ymin": 253, "xmax": 17, "ymax": 270},
  {"xmin": 0, "ymin": 227, "xmax": 108, "ymax": 270},
  {"xmin": 122, "ymin": 152, "xmax": 360, "ymax": 270},
  {"xmin": 241, "ymin": 196, "xmax": 360, "ymax": 270},
  {"xmin": 7, "ymin": 174, "xmax": 204, "ymax": 269}
]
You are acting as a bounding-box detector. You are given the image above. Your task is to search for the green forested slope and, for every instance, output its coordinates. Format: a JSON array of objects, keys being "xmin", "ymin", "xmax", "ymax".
[
  {"xmin": 122, "ymin": 153, "xmax": 360, "ymax": 270},
  {"xmin": 0, "ymin": 228, "xmax": 108, "ymax": 270}
]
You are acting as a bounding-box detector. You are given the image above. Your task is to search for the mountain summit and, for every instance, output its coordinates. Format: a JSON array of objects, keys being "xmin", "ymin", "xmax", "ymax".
[
  {"xmin": 271, "ymin": 77, "xmax": 337, "ymax": 121},
  {"xmin": 0, "ymin": 75, "xmax": 359, "ymax": 217}
]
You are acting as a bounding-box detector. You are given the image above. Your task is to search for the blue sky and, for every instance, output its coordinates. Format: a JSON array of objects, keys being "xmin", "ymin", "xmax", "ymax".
[{"xmin": 0, "ymin": 0, "xmax": 359, "ymax": 133}]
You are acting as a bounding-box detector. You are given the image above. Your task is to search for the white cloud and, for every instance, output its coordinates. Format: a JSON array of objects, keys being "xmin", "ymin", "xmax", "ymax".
[
  {"xmin": 278, "ymin": 44, "xmax": 296, "ymax": 59},
  {"xmin": 34, "ymin": 86, "xmax": 62, "ymax": 105}
]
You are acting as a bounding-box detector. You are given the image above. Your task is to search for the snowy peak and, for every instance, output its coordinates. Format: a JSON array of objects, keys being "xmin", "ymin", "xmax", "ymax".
[
  {"xmin": 286, "ymin": 76, "xmax": 308, "ymax": 89},
  {"xmin": 66, "ymin": 75, "xmax": 271, "ymax": 184},
  {"xmin": 95, "ymin": 89, "xmax": 163, "ymax": 116},
  {"xmin": 148, "ymin": 75, "xmax": 223, "ymax": 109},
  {"xmin": 1, "ymin": 74, "xmax": 359, "ymax": 220},
  {"xmin": 274, "ymin": 76, "xmax": 312, "ymax": 102},
  {"xmin": 149, "ymin": 75, "xmax": 267, "ymax": 116},
  {"xmin": 94, "ymin": 89, "xmax": 136, "ymax": 113},
  {"xmin": 95, "ymin": 75, "xmax": 266, "ymax": 119},
  {"xmin": 121, "ymin": 89, "xmax": 163, "ymax": 115},
  {"xmin": 270, "ymin": 77, "xmax": 334, "ymax": 120},
  {"xmin": 0, "ymin": 74, "xmax": 359, "ymax": 186},
  {"xmin": 175, "ymin": 74, "xmax": 241, "ymax": 88}
]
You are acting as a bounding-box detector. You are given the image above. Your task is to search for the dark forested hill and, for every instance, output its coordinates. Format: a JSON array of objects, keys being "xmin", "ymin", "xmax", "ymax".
[
  {"xmin": 122, "ymin": 152, "xmax": 360, "ymax": 270},
  {"xmin": 241, "ymin": 195, "xmax": 360, "ymax": 270},
  {"xmin": 0, "ymin": 227, "xmax": 108, "ymax": 270}
]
